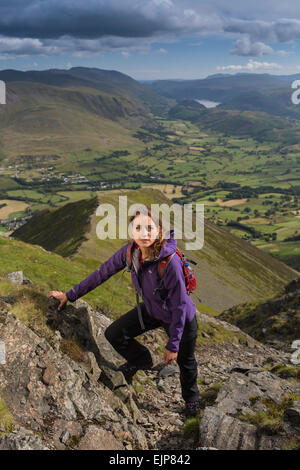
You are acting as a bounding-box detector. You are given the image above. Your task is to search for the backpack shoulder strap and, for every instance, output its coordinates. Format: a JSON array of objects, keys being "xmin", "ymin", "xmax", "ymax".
[
  {"xmin": 125, "ymin": 241, "xmax": 134, "ymax": 270},
  {"xmin": 126, "ymin": 241, "xmax": 140, "ymax": 276},
  {"xmin": 175, "ymin": 247, "xmax": 183, "ymax": 259},
  {"xmin": 158, "ymin": 251, "xmax": 177, "ymax": 279}
]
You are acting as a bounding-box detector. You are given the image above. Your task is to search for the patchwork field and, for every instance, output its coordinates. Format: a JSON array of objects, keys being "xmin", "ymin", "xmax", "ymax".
[
  {"xmin": 0, "ymin": 114, "xmax": 299, "ymax": 270},
  {"xmin": 0, "ymin": 199, "xmax": 29, "ymax": 218},
  {"xmin": 216, "ymin": 198, "xmax": 248, "ymax": 207}
]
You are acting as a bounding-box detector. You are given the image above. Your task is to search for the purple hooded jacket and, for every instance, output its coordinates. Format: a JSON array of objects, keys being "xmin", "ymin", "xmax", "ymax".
[{"xmin": 65, "ymin": 229, "xmax": 196, "ymax": 352}]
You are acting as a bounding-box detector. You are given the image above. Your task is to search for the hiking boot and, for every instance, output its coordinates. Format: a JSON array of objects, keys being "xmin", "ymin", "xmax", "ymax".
[
  {"xmin": 117, "ymin": 361, "xmax": 152, "ymax": 385},
  {"xmin": 184, "ymin": 400, "xmax": 200, "ymax": 418}
]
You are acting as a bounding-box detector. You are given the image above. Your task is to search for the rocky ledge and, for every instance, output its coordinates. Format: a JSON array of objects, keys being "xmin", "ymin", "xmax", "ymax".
[{"xmin": 0, "ymin": 285, "xmax": 299, "ymax": 450}]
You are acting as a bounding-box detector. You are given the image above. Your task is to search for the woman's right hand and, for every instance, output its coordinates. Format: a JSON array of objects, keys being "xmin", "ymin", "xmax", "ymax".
[{"xmin": 47, "ymin": 291, "xmax": 68, "ymax": 311}]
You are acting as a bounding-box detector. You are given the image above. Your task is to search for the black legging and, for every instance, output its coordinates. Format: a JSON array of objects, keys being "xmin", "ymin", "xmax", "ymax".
[{"xmin": 104, "ymin": 301, "xmax": 199, "ymax": 403}]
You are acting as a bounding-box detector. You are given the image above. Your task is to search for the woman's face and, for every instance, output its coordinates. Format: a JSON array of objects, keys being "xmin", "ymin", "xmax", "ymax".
[{"xmin": 131, "ymin": 214, "xmax": 160, "ymax": 248}]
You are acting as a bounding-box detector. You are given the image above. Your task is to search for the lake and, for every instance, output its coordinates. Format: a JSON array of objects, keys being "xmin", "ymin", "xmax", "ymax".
[{"xmin": 195, "ymin": 99, "xmax": 221, "ymax": 108}]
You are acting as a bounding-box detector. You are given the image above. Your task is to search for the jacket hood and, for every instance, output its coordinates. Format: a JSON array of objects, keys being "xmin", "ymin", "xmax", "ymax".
[{"xmin": 159, "ymin": 228, "xmax": 177, "ymax": 259}]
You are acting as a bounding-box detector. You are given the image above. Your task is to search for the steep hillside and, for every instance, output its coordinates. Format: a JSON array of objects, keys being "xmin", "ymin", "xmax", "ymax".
[
  {"xmin": 0, "ymin": 67, "xmax": 171, "ymax": 116},
  {"xmin": 11, "ymin": 195, "xmax": 99, "ymax": 257},
  {"xmin": 166, "ymin": 104, "xmax": 300, "ymax": 142},
  {"xmin": 168, "ymin": 99, "xmax": 205, "ymax": 120},
  {"xmin": 0, "ymin": 79, "xmax": 154, "ymax": 159},
  {"xmin": 66, "ymin": 67, "xmax": 174, "ymax": 114},
  {"xmin": 221, "ymin": 88, "xmax": 300, "ymax": 118},
  {"xmin": 148, "ymin": 73, "xmax": 300, "ymax": 118},
  {"xmin": 10, "ymin": 187, "xmax": 299, "ymax": 313},
  {"xmin": 219, "ymin": 277, "xmax": 300, "ymax": 348}
]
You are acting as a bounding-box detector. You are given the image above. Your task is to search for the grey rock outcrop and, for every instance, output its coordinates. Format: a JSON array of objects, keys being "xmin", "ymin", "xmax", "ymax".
[
  {"xmin": 198, "ymin": 369, "xmax": 300, "ymax": 450},
  {"xmin": 46, "ymin": 297, "xmax": 144, "ymax": 422},
  {"xmin": 199, "ymin": 407, "xmax": 288, "ymax": 450},
  {"xmin": 284, "ymin": 400, "xmax": 300, "ymax": 426},
  {"xmin": 0, "ymin": 290, "xmax": 299, "ymax": 451},
  {"xmin": 6, "ymin": 270, "xmax": 31, "ymax": 286},
  {"xmin": 0, "ymin": 308, "xmax": 145, "ymax": 450},
  {"xmin": 0, "ymin": 428, "xmax": 49, "ymax": 450}
]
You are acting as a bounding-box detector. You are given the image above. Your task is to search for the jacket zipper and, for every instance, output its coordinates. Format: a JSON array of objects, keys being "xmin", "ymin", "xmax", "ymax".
[{"xmin": 131, "ymin": 249, "xmax": 166, "ymax": 316}]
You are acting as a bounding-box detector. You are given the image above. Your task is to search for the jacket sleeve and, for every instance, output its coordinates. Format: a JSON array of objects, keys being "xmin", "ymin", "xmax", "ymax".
[
  {"xmin": 162, "ymin": 254, "xmax": 188, "ymax": 352},
  {"xmin": 65, "ymin": 243, "xmax": 128, "ymax": 302}
]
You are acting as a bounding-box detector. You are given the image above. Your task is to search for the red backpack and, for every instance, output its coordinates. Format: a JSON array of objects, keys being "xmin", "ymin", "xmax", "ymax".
[
  {"xmin": 157, "ymin": 247, "xmax": 197, "ymax": 295},
  {"xmin": 125, "ymin": 242, "xmax": 197, "ymax": 297}
]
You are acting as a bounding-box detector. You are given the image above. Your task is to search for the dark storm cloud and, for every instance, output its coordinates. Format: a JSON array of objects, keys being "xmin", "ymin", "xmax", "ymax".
[
  {"xmin": 0, "ymin": 0, "xmax": 300, "ymax": 58},
  {"xmin": 0, "ymin": 0, "xmax": 220, "ymax": 39},
  {"xmin": 224, "ymin": 18, "xmax": 300, "ymax": 56}
]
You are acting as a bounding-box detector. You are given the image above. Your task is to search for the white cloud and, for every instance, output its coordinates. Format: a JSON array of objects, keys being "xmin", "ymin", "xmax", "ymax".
[
  {"xmin": 276, "ymin": 49, "xmax": 293, "ymax": 56},
  {"xmin": 0, "ymin": 36, "xmax": 45, "ymax": 55},
  {"xmin": 230, "ymin": 36, "xmax": 274, "ymax": 57},
  {"xmin": 217, "ymin": 59, "xmax": 283, "ymax": 72},
  {"xmin": 153, "ymin": 0, "xmax": 173, "ymax": 6},
  {"xmin": 155, "ymin": 48, "xmax": 168, "ymax": 54},
  {"xmin": 0, "ymin": 34, "xmax": 154, "ymax": 58}
]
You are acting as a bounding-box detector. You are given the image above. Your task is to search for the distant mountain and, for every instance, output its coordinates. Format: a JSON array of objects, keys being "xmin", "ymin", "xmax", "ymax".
[
  {"xmin": 205, "ymin": 73, "xmax": 232, "ymax": 79},
  {"xmin": 0, "ymin": 67, "xmax": 171, "ymax": 115},
  {"xmin": 139, "ymin": 79, "xmax": 186, "ymax": 84},
  {"xmin": 148, "ymin": 73, "xmax": 290, "ymax": 100},
  {"xmin": 221, "ymin": 87, "xmax": 300, "ymax": 118},
  {"xmin": 146, "ymin": 73, "xmax": 300, "ymax": 117},
  {"xmin": 166, "ymin": 102, "xmax": 300, "ymax": 142},
  {"xmin": 0, "ymin": 79, "xmax": 151, "ymax": 160},
  {"xmin": 0, "ymin": 67, "xmax": 172, "ymax": 159}
]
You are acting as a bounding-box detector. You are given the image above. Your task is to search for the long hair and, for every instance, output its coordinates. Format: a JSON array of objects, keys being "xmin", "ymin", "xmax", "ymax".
[{"xmin": 127, "ymin": 206, "xmax": 168, "ymax": 260}]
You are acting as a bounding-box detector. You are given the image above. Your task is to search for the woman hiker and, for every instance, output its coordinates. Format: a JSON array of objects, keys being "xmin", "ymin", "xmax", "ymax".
[{"xmin": 48, "ymin": 206, "xmax": 200, "ymax": 418}]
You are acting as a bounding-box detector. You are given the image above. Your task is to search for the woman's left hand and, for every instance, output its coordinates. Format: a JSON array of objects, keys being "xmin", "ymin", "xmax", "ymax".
[{"xmin": 164, "ymin": 349, "xmax": 178, "ymax": 365}]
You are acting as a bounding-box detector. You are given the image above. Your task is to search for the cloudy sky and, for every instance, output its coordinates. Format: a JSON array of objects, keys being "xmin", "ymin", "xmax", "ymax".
[{"xmin": 1, "ymin": 0, "xmax": 300, "ymax": 79}]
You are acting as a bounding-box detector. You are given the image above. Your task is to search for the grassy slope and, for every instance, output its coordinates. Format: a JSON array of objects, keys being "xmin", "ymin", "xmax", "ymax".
[
  {"xmin": 167, "ymin": 106, "xmax": 300, "ymax": 142},
  {"xmin": 0, "ymin": 235, "xmax": 134, "ymax": 321},
  {"xmin": 220, "ymin": 88, "xmax": 299, "ymax": 117},
  {"xmin": 0, "ymin": 67, "xmax": 172, "ymax": 116},
  {"xmin": 150, "ymin": 73, "xmax": 300, "ymax": 119},
  {"xmin": 64, "ymin": 67, "xmax": 175, "ymax": 114},
  {"xmin": 9, "ymin": 187, "xmax": 299, "ymax": 313},
  {"xmin": 0, "ymin": 67, "xmax": 173, "ymax": 162},
  {"xmin": 11, "ymin": 195, "xmax": 99, "ymax": 257},
  {"xmin": 0, "ymin": 81, "xmax": 153, "ymax": 159}
]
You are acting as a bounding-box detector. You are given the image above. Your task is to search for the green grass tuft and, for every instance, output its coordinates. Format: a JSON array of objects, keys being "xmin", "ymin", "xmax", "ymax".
[
  {"xmin": 0, "ymin": 395, "xmax": 14, "ymax": 436},
  {"xmin": 237, "ymin": 393, "xmax": 296, "ymax": 435}
]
